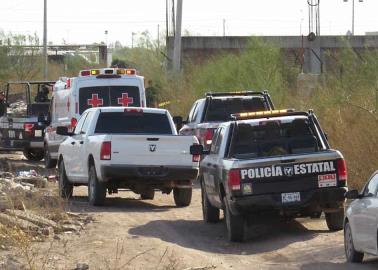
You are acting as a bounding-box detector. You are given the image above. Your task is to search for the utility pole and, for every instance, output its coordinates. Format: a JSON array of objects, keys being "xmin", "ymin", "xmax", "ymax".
[
  {"xmin": 223, "ymin": 19, "xmax": 226, "ymax": 36},
  {"xmin": 172, "ymin": 0, "xmax": 182, "ymax": 73},
  {"xmin": 43, "ymin": 0, "xmax": 48, "ymax": 80},
  {"xmin": 157, "ymin": 24, "xmax": 160, "ymax": 50},
  {"xmin": 165, "ymin": 0, "xmax": 169, "ymax": 40}
]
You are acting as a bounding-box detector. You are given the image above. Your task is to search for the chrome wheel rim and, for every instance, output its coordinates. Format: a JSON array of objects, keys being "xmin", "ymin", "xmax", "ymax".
[{"xmin": 345, "ymin": 224, "xmax": 353, "ymax": 259}]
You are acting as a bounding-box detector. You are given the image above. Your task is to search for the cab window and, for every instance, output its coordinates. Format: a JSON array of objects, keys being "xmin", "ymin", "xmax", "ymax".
[
  {"xmin": 80, "ymin": 111, "xmax": 95, "ymax": 134},
  {"xmin": 210, "ymin": 128, "xmax": 224, "ymax": 155},
  {"xmin": 363, "ymin": 173, "xmax": 378, "ymax": 197},
  {"xmin": 73, "ymin": 112, "xmax": 88, "ymax": 135},
  {"xmin": 187, "ymin": 102, "xmax": 199, "ymax": 123}
]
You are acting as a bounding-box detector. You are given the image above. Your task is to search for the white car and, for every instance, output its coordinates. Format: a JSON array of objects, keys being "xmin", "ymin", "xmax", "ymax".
[
  {"xmin": 56, "ymin": 107, "xmax": 200, "ymax": 206},
  {"xmin": 344, "ymin": 171, "xmax": 378, "ymax": 263}
]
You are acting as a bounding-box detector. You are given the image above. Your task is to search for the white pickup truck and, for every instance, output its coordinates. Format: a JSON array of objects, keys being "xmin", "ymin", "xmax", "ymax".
[{"xmin": 56, "ymin": 107, "xmax": 200, "ymax": 206}]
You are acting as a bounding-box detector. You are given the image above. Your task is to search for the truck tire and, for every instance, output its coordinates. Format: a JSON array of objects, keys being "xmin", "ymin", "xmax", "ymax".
[
  {"xmin": 201, "ymin": 180, "xmax": 220, "ymax": 223},
  {"xmin": 173, "ymin": 187, "xmax": 192, "ymax": 207},
  {"xmin": 325, "ymin": 209, "xmax": 344, "ymax": 231},
  {"xmin": 88, "ymin": 165, "xmax": 106, "ymax": 206},
  {"xmin": 44, "ymin": 145, "xmax": 57, "ymax": 168},
  {"xmin": 58, "ymin": 160, "xmax": 73, "ymax": 199},
  {"xmin": 224, "ymin": 197, "xmax": 245, "ymax": 242},
  {"xmin": 140, "ymin": 189, "xmax": 155, "ymax": 200},
  {"xmin": 344, "ymin": 221, "xmax": 364, "ymax": 263},
  {"xmin": 23, "ymin": 148, "xmax": 44, "ymax": 161}
]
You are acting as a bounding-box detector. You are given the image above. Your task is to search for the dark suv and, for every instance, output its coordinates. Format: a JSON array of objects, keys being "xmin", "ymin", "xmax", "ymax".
[{"xmin": 179, "ymin": 91, "xmax": 274, "ymax": 150}]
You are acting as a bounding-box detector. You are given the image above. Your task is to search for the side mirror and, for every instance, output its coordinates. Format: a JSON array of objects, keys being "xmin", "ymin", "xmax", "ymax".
[
  {"xmin": 190, "ymin": 144, "xmax": 204, "ymax": 155},
  {"xmin": 56, "ymin": 126, "xmax": 72, "ymax": 136},
  {"xmin": 173, "ymin": 116, "xmax": 183, "ymax": 131},
  {"xmin": 345, "ymin": 189, "xmax": 360, "ymax": 200}
]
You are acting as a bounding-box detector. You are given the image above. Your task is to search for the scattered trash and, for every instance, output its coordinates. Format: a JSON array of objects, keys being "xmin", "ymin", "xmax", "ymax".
[{"xmin": 17, "ymin": 170, "xmax": 38, "ymax": 177}]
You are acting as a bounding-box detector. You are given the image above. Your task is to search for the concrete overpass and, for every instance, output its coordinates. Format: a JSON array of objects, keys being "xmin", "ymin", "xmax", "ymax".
[{"xmin": 167, "ymin": 35, "xmax": 378, "ymax": 74}]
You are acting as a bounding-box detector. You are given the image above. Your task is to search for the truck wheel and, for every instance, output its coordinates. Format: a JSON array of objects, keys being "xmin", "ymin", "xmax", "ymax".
[
  {"xmin": 224, "ymin": 197, "xmax": 245, "ymax": 242},
  {"xmin": 201, "ymin": 180, "xmax": 220, "ymax": 223},
  {"xmin": 325, "ymin": 209, "xmax": 344, "ymax": 231},
  {"xmin": 58, "ymin": 160, "xmax": 73, "ymax": 199},
  {"xmin": 88, "ymin": 165, "xmax": 106, "ymax": 206},
  {"xmin": 140, "ymin": 189, "xmax": 155, "ymax": 200},
  {"xmin": 23, "ymin": 148, "xmax": 44, "ymax": 161},
  {"xmin": 344, "ymin": 221, "xmax": 364, "ymax": 263},
  {"xmin": 173, "ymin": 187, "xmax": 192, "ymax": 207},
  {"xmin": 44, "ymin": 145, "xmax": 57, "ymax": 168}
]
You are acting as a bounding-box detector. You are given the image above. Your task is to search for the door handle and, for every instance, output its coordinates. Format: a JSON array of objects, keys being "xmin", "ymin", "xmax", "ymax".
[
  {"xmin": 71, "ymin": 141, "xmax": 75, "ymax": 145},
  {"xmin": 79, "ymin": 141, "xmax": 84, "ymax": 145},
  {"xmin": 206, "ymin": 163, "xmax": 212, "ymax": 166}
]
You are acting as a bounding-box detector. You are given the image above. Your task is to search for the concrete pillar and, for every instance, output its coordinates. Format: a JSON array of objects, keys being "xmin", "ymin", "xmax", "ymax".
[{"xmin": 304, "ymin": 38, "xmax": 322, "ymax": 74}]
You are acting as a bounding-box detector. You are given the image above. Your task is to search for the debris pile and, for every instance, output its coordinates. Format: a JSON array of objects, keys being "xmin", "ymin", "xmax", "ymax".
[
  {"xmin": 0, "ymin": 171, "xmax": 93, "ymax": 241},
  {"xmin": 7, "ymin": 100, "xmax": 27, "ymax": 116}
]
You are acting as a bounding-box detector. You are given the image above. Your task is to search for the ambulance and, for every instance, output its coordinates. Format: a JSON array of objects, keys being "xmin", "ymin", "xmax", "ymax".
[{"xmin": 44, "ymin": 67, "xmax": 146, "ymax": 168}]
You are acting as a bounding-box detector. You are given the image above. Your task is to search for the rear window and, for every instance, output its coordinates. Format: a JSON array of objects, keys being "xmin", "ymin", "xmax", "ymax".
[
  {"xmin": 203, "ymin": 97, "xmax": 267, "ymax": 122},
  {"xmin": 79, "ymin": 86, "xmax": 140, "ymax": 114},
  {"xmin": 230, "ymin": 118, "xmax": 322, "ymax": 159},
  {"xmin": 95, "ymin": 112, "xmax": 172, "ymax": 134}
]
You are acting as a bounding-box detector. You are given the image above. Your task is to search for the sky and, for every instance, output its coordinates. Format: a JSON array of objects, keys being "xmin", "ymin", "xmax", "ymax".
[{"xmin": 1, "ymin": 0, "xmax": 378, "ymax": 47}]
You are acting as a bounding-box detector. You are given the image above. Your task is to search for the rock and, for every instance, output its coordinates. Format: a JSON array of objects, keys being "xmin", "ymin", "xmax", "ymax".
[
  {"xmin": 14, "ymin": 176, "xmax": 47, "ymax": 188},
  {"xmin": 53, "ymin": 235, "xmax": 61, "ymax": 240},
  {"xmin": 0, "ymin": 213, "xmax": 39, "ymax": 232},
  {"xmin": 4, "ymin": 209, "xmax": 58, "ymax": 229},
  {"xmin": 59, "ymin": 224, "xmax": 81, "ymax": 233},
  {"xmin": 0, "ymin": 196, "xmax": 11, "ymax": 210},
  {"xmin": 74, "ymin": 263, "xmax": 89, "ymax": 270},
  {"xmin": 40, "ymin": 227, "xmax": 54, "ymax": 236}
]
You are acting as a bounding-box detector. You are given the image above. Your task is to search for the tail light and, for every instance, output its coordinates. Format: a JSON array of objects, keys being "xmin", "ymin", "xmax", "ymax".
[
  {"xmin": 192, "ymin": 143, "xmax": 201, "ymax": 162},
  {"xmin": 228, "ymin": 169, "xmax": 241, "ymax": 191},
  {"xmin": 24, "ymin": 123, "xmax": 35, "ymax": 136},
  {"xmin": 100, "ymin": 141, "xmax": 111, "ymax": 160},
  {"xmin": 197, "ymin": 128, "xmax": 215, "ymax": 150},
  {"xmin": 337, "ymin": 159, "xmax": 347, "ymax": 185}
]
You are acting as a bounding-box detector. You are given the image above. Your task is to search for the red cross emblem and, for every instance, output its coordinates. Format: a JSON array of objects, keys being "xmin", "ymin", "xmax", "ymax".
[
  {"xmin": 117, "ymin": 93, "xmax": 134, "ymax": 107},
  {"xmin": 88, "ymin": 94, "xmax": 103, "ymax": 107}
]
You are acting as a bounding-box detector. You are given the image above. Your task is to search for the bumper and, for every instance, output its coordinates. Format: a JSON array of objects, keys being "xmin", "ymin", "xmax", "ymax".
[
  {"xmin": 100, "ymin": 164, "xmax": 199, "ymax": 184},
  {"xmin": 0, "ymin": 138, "xmax": 44, "ymax": 151},
  {"xmin": 228, "ymin": 187, "xmax": 347, "ymax": 216}
]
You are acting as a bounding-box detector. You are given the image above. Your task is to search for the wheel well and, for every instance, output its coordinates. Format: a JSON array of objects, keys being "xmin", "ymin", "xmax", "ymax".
[
  {"xmin": 88, "ymin": 155, "xmax": 95, "ymax": 170},
  {"xmin": 219, "ymin": 183, "xmax": 226, "ymax": 203},
  {"xmin": 58, "ymin": 155, "xmax": 63, "ymax": 165}
]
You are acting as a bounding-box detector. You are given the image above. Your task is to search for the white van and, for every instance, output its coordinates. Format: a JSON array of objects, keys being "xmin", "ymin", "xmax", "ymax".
[{"xmin": 44, "ymin": 68, "xmax": 146, "ymax": 168}]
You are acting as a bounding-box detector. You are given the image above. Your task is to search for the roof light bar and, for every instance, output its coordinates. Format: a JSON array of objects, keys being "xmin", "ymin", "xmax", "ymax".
[{"xmin": 232, "ymin": 109, "xmax": 296, "ymax": 120}]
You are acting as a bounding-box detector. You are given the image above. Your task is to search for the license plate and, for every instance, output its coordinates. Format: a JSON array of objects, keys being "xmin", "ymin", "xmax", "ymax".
[
  {"xmin": 8, "ymin": 130, "xmax": 15, "ymax": 138},
  {"xmin": 281, "ymin": 192, "xmax": 301, "ymax": 203},
  {"xmin": 34, "ymin": 130, "xmax": 42, "ymax": 137},
  {"xmin": 318, "ymin": 174, "xmax": 337, "ymax": 188}
]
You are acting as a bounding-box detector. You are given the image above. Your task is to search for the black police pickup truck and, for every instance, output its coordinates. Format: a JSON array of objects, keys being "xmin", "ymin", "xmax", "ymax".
[{"xmin": 194, "ymin": 109, "xmax": 347, "ymax": 241}]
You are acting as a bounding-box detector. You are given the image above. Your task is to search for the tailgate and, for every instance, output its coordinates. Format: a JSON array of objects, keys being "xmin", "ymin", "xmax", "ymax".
[
  {"xmin": 237, "ymin": 152, "xmax": 344, "ymax": 195},
  {"xmin": 110, "ymin": 135, "xmax": 196, "ymax": 167}
]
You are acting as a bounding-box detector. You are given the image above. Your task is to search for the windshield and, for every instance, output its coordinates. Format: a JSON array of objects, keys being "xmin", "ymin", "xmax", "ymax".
[
  {"xmin": 79, "ymin": 85, "xmax": 140, "ymax": 114},
  {"xmin": 95, "ymin": 112, "xmax": 172, "ymax": 134},
  {"xmin": 230, "ymin": 118, "xmax": 323, "ymax": 159},
  {"xmin": 203, "ymin": 97, "xmax": 267, "ymax": 122}
]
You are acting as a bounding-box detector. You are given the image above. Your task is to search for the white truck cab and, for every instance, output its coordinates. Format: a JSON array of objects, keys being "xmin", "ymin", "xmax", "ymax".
[{"xmin": 44, "ymin": 68, "xmax": 146, "ymax": 168}]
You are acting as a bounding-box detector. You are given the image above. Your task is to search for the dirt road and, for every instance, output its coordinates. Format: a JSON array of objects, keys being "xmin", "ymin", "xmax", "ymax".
[{"xmin": 1, "ymin": 153, "xmax": 378, "ymax": 269}]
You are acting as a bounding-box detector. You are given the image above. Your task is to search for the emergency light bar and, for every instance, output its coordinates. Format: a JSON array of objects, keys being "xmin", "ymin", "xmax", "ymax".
[
  {"xmin": 79, "ymin": 68, "xmax": 137, "ymax": 77},
  {"xmin": 206, "ymin": 90, "xmax": 268, "ymax": 97},
  {"xmin": 231, "ymin": 109, "xmax": 296, "ymax": 120}
]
